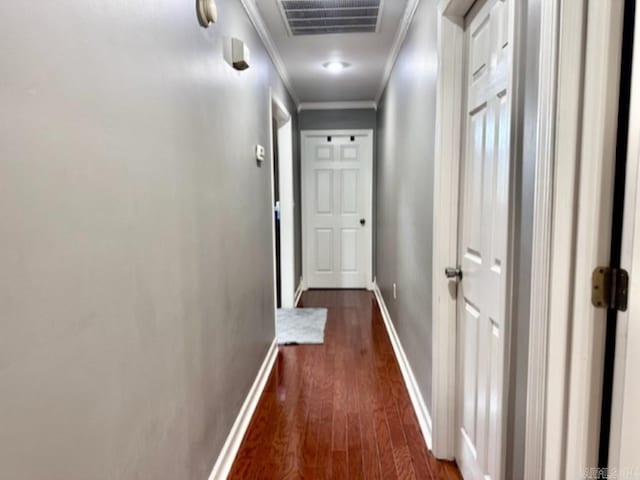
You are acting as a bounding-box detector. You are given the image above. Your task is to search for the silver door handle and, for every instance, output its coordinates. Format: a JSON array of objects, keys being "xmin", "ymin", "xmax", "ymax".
[{"xmin": 445, "ymin": 267, "xmax": 462, "ymax": 281}]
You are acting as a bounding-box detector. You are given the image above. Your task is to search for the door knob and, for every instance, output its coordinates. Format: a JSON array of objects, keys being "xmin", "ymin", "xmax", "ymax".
[
  {"xmin": 360, "ymin": 218, "xmax": 366, "ymax": 226},
  {"xmin": 445, "ymin": 267, "xmax": 462, "ymax": 280}
]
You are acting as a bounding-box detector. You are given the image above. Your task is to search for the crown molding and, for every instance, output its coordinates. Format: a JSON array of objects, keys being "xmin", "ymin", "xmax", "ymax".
[
  {"xmin": 375, "ymin": 0, "xmax": 422, "ymax": 104},
  {"xmin": 239, "ymin": 0, "xmax": 300, "ymax": 106},
  {"xmin": 298, "ymin": 101, "xmax": 378, "ymax": 112}
]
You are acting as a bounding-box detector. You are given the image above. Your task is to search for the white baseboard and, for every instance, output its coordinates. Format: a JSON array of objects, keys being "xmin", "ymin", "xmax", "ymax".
[
  {"xmin": 372, "ymin": 282, "xmax": 433, "ymax": 450},
  {"xmin": 208, "ymin": 339, "xmax": 278, "ymax": 480},
  {"xmin": 294, "ymin": 279, "xmax": 304, "ymax": 307}
]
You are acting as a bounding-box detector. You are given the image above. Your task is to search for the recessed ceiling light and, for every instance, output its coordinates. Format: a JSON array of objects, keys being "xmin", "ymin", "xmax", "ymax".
[{"xmin": 323, "ymin": 61, "xmax": 350, "ymax": 74}]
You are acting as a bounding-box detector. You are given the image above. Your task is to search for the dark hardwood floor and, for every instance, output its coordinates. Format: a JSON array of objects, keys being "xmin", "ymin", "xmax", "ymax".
[{"xmin": 229, "ymin": 290, "xmax": 462, "ymax": 479}]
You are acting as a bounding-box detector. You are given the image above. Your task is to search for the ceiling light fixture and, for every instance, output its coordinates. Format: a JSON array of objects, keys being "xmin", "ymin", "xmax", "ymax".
[{"xmin": 323, "ymin": 61, "xmax": 350, "ymax": 74}]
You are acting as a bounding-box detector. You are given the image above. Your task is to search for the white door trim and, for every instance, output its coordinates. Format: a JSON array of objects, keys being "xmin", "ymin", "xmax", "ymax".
[
  {"xmin": 272, "ymin": 95, "xmax": 296, "ymax": 308},
  {"xmin": 431, "ymin": 0, "xmax": 466, "ymax": 460},
  {"xmin": 536, "ymin": 2, "xmax": 588, "ymax": 477},
  {"xmin": 565, "ymin": 1, "xmax": 624, "ymax": 474},
  {"xmin": 270, "ymin": 93, "xmax": 294, "ymax": 309},
  {"xmin": 519, "ymin": 1, "xmax": 625, "ymax": 478},
  {"xmin": 301, "ymin": 129, "xmax": 374, "ymax": 290},
  {"xmin": 268, "ymin": 91, "xmax": 278, "ymax": 320},
  {"xmin": 522, "ymin": 0, "xmax": 560, "ymax": 477},
  {"xmin": 555, "ymin": 2, "xmax": 624, "ymax": 478},
  {"xmin": 431, "ymin": 0, "xmax": 523, "ymax": 468}
]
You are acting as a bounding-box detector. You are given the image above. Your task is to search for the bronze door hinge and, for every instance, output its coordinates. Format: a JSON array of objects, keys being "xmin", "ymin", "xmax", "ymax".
[{"xmin": 592, "ymin": 267, "xmax": 629, "ymax": 312}]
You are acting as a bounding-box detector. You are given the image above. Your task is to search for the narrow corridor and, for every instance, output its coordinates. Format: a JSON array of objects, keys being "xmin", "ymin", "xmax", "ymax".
[{"xmin": 229, "ymin": 290, "xmax": 462, "ymax": 479}]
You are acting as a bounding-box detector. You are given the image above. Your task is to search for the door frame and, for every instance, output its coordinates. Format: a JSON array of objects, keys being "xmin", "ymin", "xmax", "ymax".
[
  {"xmin": 522, "ymin": 0, "xmax": 560, "ymax": 477},
  {"xmin": 300, "ymin": 129, "xmax": 374, "ymax": 290},
  {"xmin": 527, "ymin": 2, "xmax": 625, "ymax": 479},
  {"xmin": 432, "ymin": 0, "xmax": 627, "ymax": 476},
  {"xmin": 431, "ymin": 0, "xmax": 469, "ymax": 461},
  {"xmin": 270, "ymin": 93, "xmax": 296, "ymax": 309}
]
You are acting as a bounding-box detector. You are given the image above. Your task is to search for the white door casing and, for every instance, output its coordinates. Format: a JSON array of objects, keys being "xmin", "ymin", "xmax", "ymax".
[
  {"xmin": 272, "ymin": 95, "xmax": 296, "ymax": 308},
  {"xmin": 302, "ymin": 130, "xmax": 373, "ymax": 289},
  {"xmin": 523, "ymin": 0, "xmax": 624, "ymax": 478},
  {"xmin": 456, "ymin": 1, "xmax": 514, "ymax": 479}
]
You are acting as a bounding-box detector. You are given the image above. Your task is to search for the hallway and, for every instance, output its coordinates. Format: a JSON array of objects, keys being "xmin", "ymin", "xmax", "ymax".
[
  {"xmin": 4, "ymin": 0, "xmax": 637, "ymax": 477},
  {"xmin": 229, "ymin": 290, "xmax": 461, "ymax": 479}
]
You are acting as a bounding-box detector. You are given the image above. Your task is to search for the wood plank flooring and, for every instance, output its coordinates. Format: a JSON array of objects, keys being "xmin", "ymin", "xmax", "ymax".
[{"xmin": 229, "ymin": 290, "xmax": 462, "ymax": 479}]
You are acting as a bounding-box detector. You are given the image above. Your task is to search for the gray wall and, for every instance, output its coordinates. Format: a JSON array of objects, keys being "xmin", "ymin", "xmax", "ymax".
[
  {"xmin": 299, "ymin": 108, "xmax": 377, "ymax": 130},
  {"xmin": 375, "ymin": 0, "xmax": 438, "ymax": 411},
  {"xmin": 0, "ymin": 0, "xmax": 296, "ymax": 479}
]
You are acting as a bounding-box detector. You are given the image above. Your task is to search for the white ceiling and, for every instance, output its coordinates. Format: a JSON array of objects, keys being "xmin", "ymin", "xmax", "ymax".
[{"xmin": 246, "ymin": 0, "xmax": 412, "ymax": 105}]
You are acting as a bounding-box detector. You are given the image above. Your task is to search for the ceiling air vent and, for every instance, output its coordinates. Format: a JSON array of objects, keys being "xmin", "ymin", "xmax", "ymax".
[{"xmin": 278, "ymin": 0, "xmax": 382, "ymax": 36}]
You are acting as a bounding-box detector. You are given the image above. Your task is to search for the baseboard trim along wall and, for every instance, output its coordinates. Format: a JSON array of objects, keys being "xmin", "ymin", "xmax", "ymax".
[
  {"xmin": 373, "ymin": 282, "xmax": 433, "ymax": 449},
  {"xmin": 208, "ymin": 339, "xmax": 278, "ymax": 480},
  {"xmin": 294, "ymin": 279, "xmax": 304, "ymax": 307}
]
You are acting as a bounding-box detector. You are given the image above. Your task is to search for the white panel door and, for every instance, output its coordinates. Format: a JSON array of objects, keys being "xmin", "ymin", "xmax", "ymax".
[
  {"xmin": 302, "ymin": 131, "xmax": 373, "ymax": 289},
  {"xmin": 456, "ymin": 1, "xmax": 513, "ymax": 479}
]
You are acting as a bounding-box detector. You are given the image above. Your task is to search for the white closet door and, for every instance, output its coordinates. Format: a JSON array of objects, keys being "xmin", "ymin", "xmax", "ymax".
[
  {"xmin": 456, "ymin": 1, "xmax": 514, "ymax": 479},
  {"xmin": 302, "ymin": 131, "xmax": 372, "ymax": 289}
]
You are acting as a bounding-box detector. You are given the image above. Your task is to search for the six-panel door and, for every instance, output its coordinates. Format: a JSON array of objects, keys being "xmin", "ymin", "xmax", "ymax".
[
  {"xmin": 302, "ymin": 132, "xmax": 373, "ymax": 289},
  {"xmin": 456, "ymin": 0, "xmax": 513, "ymax": 479}
]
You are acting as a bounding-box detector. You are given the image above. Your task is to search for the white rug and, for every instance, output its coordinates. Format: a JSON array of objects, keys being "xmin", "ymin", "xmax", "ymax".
[{"xmin": 276, "ymin": 308, "xmax": 328, "ymax": 345}]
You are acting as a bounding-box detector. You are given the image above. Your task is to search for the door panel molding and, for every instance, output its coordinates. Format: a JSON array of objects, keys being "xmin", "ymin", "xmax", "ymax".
[
  {"xmin": 524, "ymin": 1, "xmax": 624, "ymax": 479},
  {"xmin": 523, "ymin": 0, "xmax": 561, "ymax": 478}
]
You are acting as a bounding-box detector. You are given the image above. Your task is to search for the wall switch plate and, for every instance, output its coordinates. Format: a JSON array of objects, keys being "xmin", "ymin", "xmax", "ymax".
[
  {"xmin": 255, "ymin": 144, "xmax": 265, "ymax": 163},
  {"xmin": 393, "ymin": 283, "xmax": 397, "ymax": 299}
]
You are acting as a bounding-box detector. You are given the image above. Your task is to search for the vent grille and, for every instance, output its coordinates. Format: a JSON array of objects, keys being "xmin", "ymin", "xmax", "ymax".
[{"xmin": 278, "ymin": 0, "xmax": 381, "ymax": 36}]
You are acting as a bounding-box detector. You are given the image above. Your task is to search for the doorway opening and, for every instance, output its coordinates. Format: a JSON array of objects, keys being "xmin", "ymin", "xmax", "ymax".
[
  {"xmin": 270, "ymin": 94, "xmax": 296, "ymax": 309},
  {"xmin": 432, "ymin": 0, "xmax": 520, "ymax": 477},
  {"xmin": 272, "ymin": 117, "xmax": 282, "ymax": 308}
]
